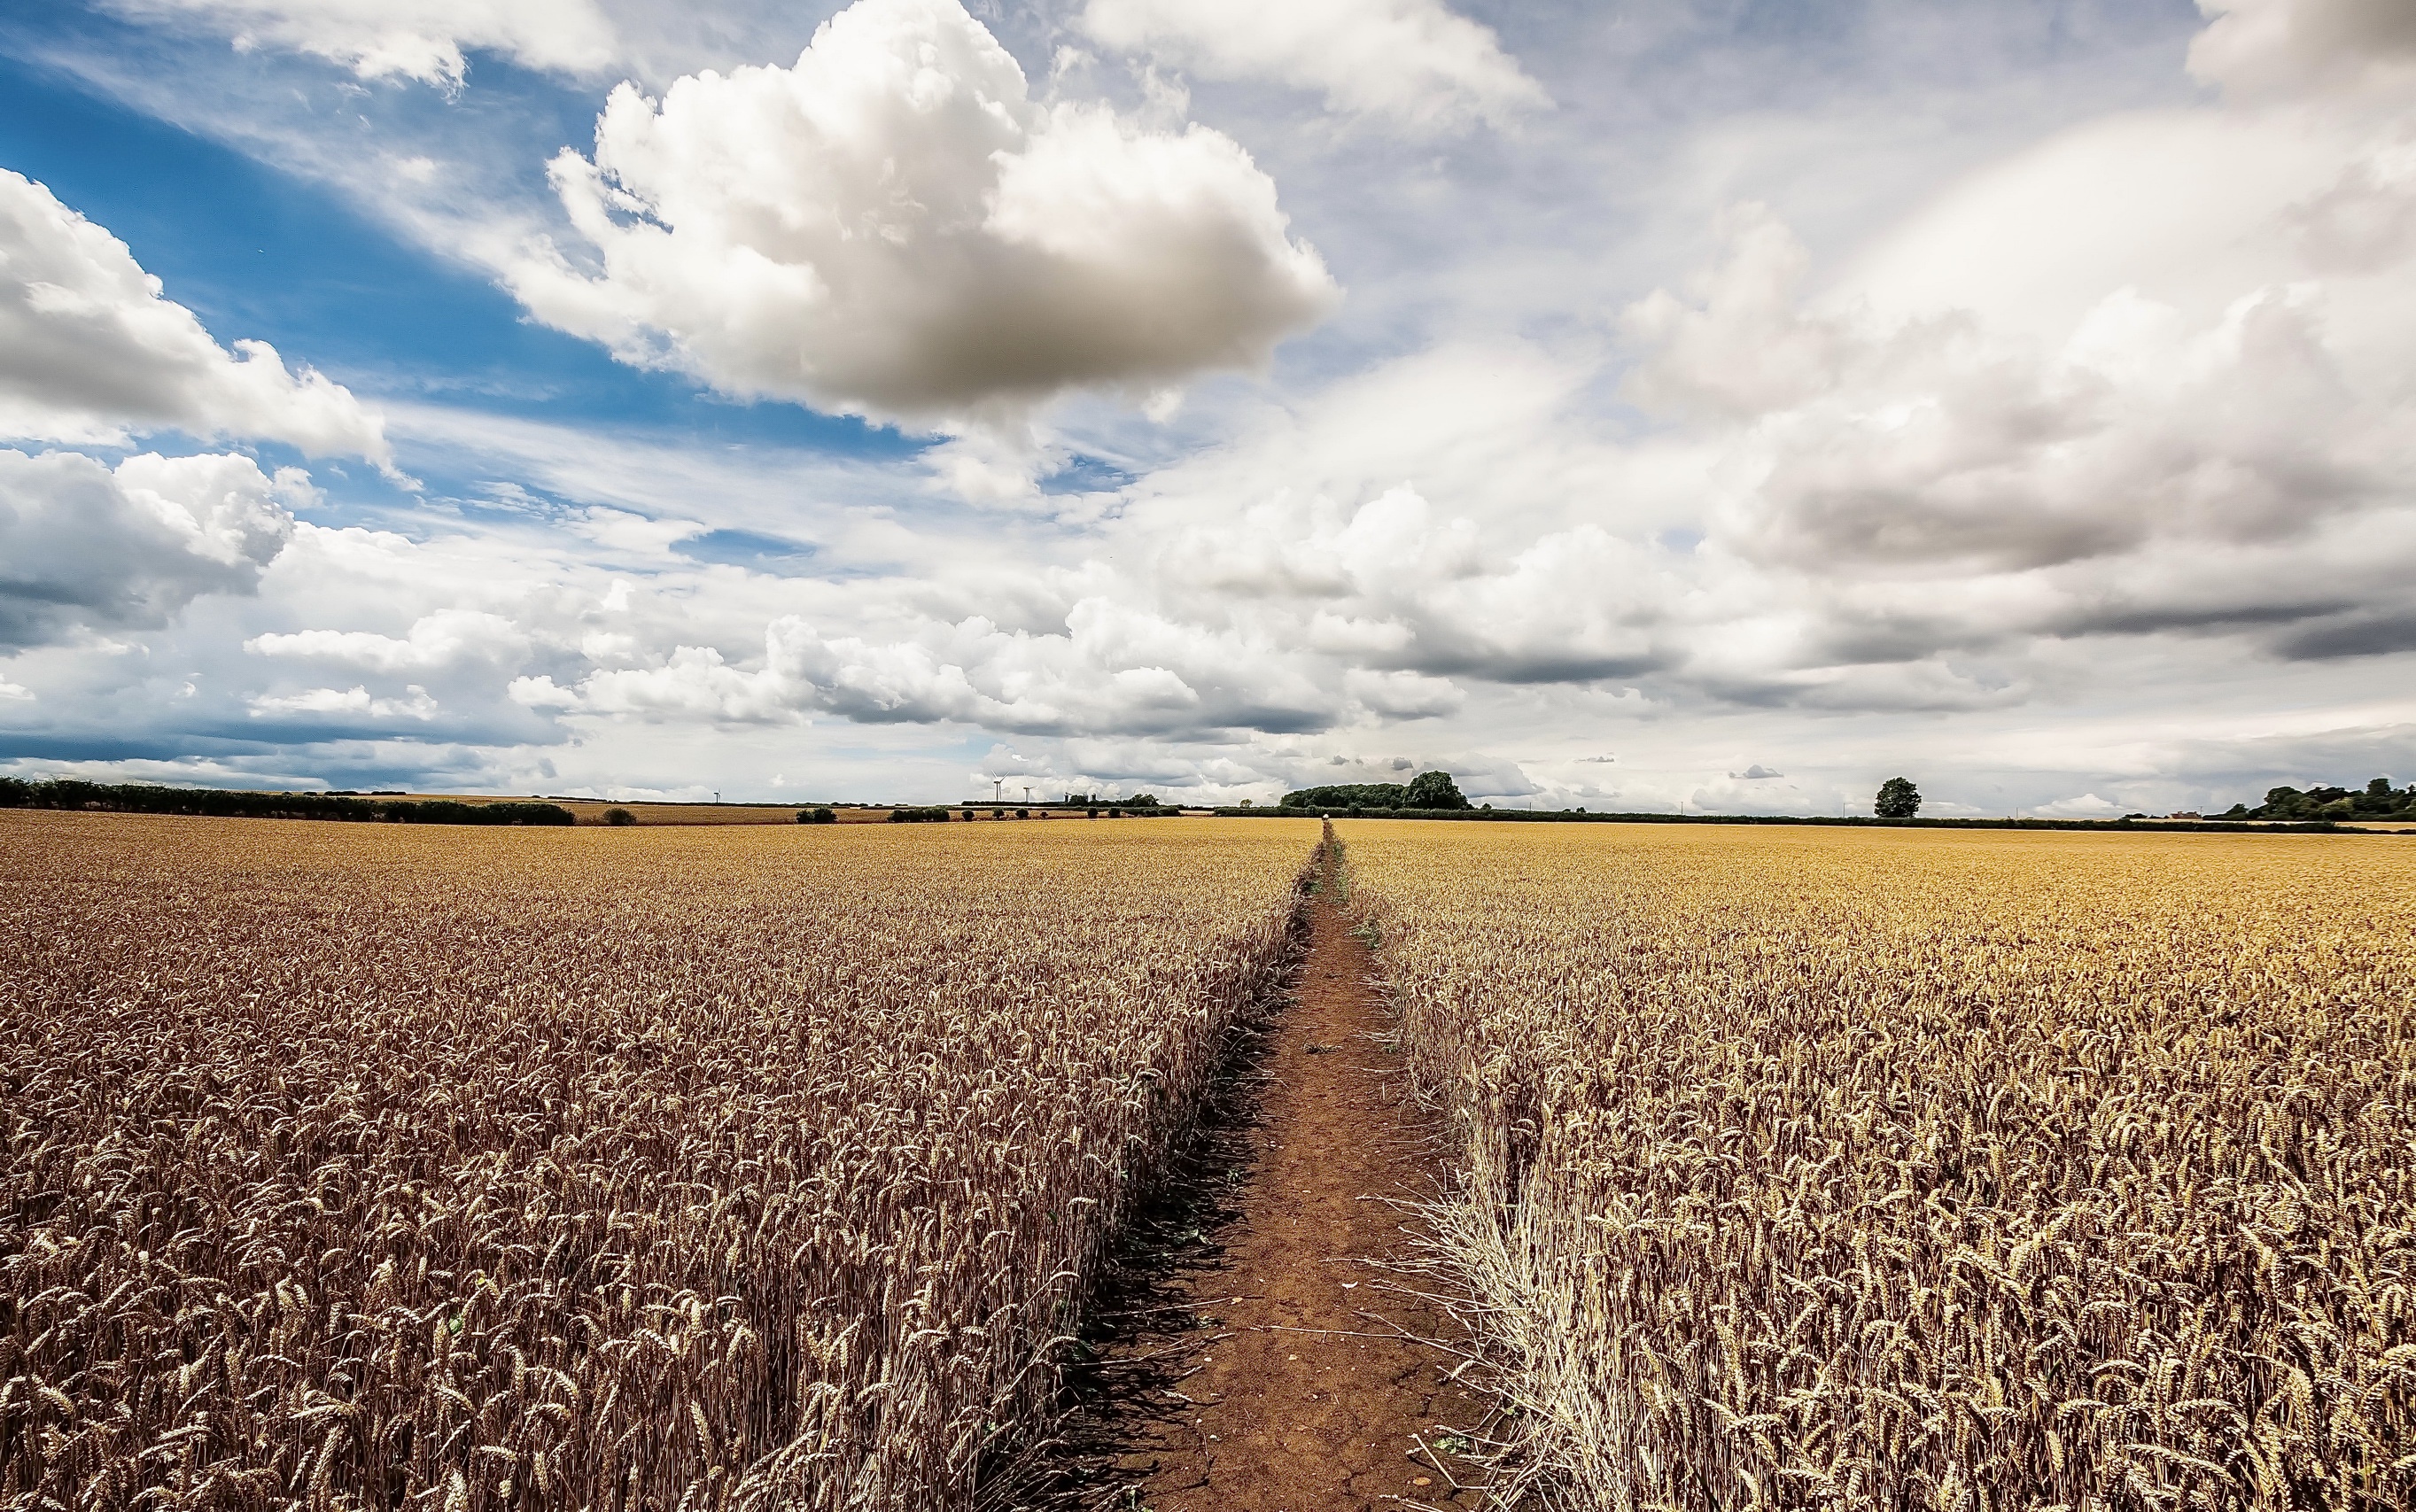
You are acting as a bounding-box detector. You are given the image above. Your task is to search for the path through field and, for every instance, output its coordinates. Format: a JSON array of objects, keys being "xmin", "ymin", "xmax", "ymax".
[{"xmin": 1035, "ymin": 845, "xmax": 1494, "ymax": 1509}]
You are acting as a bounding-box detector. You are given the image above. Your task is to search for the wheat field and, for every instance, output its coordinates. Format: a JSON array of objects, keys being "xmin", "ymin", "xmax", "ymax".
[
  {"xmin": 1344, "ymin": 823, "xmax": 2416, "ymax": 1510},
  {"xmin": 0, "ymin": 811, "xmax": 1315, "ymax": 1511}
]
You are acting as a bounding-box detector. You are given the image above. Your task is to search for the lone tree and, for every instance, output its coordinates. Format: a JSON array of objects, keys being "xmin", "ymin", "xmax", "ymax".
[
  {"xmin": 1405, "ymin": 770, "xmax": 1472, "ymax": 810},
  {"xmin": 1874, "ymin": 777, "xmax": 1922, "ymax": 819}
]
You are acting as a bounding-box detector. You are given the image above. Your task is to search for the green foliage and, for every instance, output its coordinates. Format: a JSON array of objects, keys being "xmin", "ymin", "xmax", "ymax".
[
  {"xmin": 1405, "ymin": 770, "xmax": 1471, "ymax": 810},
  {"xmin": 796, "ymin": 807, "xmax": 836, "ymax": 825},
  {"xmin": 604, "ymin": 807, "xmax": 639, "ymax": 826},
  {"xmin": 0, "ymin": 779, "xmax": 573, "ymax": 825},
  {"xmin": 389, "ymin": 800, "xmax": 575, "ymax": 826},
  {"xmin": 1875, "ymin": 777, "xmax": 1922, "ymax": 819},
  {"xmin": 886, "ymin": 806, "xmax": 954, "ymax": 824},
  {"xmin": 1280, "ymin": 770, "xmax": 1471, "ymax": 810},
  {"xmin": 2222, "ymin": 778, "xmax": 2415, "ymax": 821}
]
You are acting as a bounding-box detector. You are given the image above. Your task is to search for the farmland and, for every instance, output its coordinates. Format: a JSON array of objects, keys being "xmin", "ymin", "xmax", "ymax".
[
  {"xmin": 10, "ymin": 810, "xmax": 2414, "ymax": 1511},
  {"xmin": 1344, "ymin": 824, "xmax": 2416, "ymax": 1509},
  {"xmin": 0, "ymin": 812, "xmax": 1315, "ymax": 1510}
]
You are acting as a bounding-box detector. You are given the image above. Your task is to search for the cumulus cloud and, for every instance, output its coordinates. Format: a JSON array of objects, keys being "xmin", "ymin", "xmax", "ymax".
[
  {"xmin": 0, "ymin": 449, "xmax": 307, "ymax": 647},
  {"xmin": 1617, "ymin": 177, "xmax": 2413, "ymax": 673},
  {"xmin": 248, "ymin": 683, "xmax": 439, "ymax": 720},
  {"xmin": 2033, "ymin": 792, "xmax": 2129, "ymax": 818},
  {"xmin": 524, "ymin": 605, "xmax": 1333, "ymax": 738},
  {"xmin": 103, "ymin": 0, "xmax": 618, "ymax": 88},
  {"xmin": 1077, "ymin": 0, "xmax": 1548, "ymax": 131},
  {"xmin": 0, "ymin": 170, "xmax": 387, "ymax": 459},
  {"xmin": 509, "ymin": 0, "xmax": 1337, "ymax": 426},
  {"xmin": 498, "ymin": 472, "xmax": 1677, "ymax": 747},
  {"xmin": 2190, "ymin": 0, "xmax": 2416, "ymax": 101},
  {"xmin": 247, "ymin": 609, "xmax": 528, "ymax": 671}
]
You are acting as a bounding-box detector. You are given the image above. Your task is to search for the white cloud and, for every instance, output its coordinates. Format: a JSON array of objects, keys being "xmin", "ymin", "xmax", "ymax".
[
  {"xmin": 0, "ymin": 449, "xmax": 307, "ymax": 647},
  {"xmin": 247, "ymin": 609, "xmax": 527, "ymax": 671},
  {"xmin": 539, "ymin": 606, "xmax": 1332, "ymax": 737},
  {"xmin": 103, "ymin": 0, "xmax": 618, "ymax": 88},
  {"xmin": 2033, "ymin": 791, "xmax": 2128, "ymax": 818},
  {"xmin": 1343, "ymin": 667, "xmax": 1463, "ymax": 719},
  {"xmin": 2189, "ymin": 0, "xmax": 2416, "ymax": 101},
  {"xmin": 247, "ymin": 683, "xmax": 439, "ymax": 719},
  {"xmin": 1077, "ymin": 0, "xmax": 1547, "ymax": 132},
  {"xmin": 568, "ymin": 508, "xmax": 708, "ymax": 558},
  {"xmin": 0, "ymin": 170, "xmax": 387, "ymax": 460},
  {"xmin": 509, "ymin": 0, "xmax": 1338, "ymax": 426},
  {"xmin": 1617, "ymin": 161, "xmax": 2415, "ymax": 671}
]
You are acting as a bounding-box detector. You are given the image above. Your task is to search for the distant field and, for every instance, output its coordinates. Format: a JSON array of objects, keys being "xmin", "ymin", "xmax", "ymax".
[
  {"xmin": 0, "ymin": 812, "xmax": 1316, "ymax": 1511},
  {"xmin": 384, "ymin": 795, "xmax": 1189, "ymax": 825},
  {"xmin": 1344, "ymin": 822, "xmax": 2416, "ymax": 1508}
]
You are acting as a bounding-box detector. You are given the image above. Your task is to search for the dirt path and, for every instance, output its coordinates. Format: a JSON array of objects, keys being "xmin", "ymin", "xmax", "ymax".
[{"xmin": 1038, "ymin": 845, "xmax": 1494, "ymax": 1510}]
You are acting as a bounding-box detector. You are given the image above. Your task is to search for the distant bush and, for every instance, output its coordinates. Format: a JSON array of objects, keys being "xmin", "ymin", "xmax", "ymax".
[
  {"xmin": 798, "ymin": 806, "xmax": 837, "ymax": 825},
  {"xmin": 604, "ymin": 807, "xmax": 639, "ymax": 826},
  {"xmin": 887, "ymin": 806, "xmax": 952, "ymax": 824}
]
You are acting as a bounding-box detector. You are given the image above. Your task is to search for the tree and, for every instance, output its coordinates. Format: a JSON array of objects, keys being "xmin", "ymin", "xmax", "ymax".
[
  {"xmin": 1405, "ymin": 770, "xmax": 1471, "ymax": 810},
  {"xmin": 604, "ymin": 807, "xmax": 638, "ymax": 826},
  {"xmin": 1875, "ymin": 777, "xmax": 1921, "ymax": 818}
]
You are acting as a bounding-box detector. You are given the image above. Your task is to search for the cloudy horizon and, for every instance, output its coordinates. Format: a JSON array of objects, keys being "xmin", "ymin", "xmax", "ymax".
[{"xmin": 2, "ymin": 0, "xmax": 2412, "ymax": 816}]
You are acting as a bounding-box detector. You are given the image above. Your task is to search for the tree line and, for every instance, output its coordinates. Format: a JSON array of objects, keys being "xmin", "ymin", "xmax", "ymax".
[
  {"xmin": 2216, "ymin": 778, "xmax": 2413, "ymax": 822},
  {"xmin": 1280, "ymin": 770, "xmax": 1472, "ymax": 810},
  {"xmin": 0, "ymin": 779, "xmax": 574, "ymax": 826}
]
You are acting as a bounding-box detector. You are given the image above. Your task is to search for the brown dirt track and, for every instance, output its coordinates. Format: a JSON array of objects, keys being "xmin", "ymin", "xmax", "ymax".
[{"xmin": 1007, "ymin": 843, "xmax": 1495, "ymax": 1510}]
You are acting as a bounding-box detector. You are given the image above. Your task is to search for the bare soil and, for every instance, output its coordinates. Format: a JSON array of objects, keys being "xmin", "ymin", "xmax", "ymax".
[{"xmin": 999, "ymin": 847, "xmax": 1493, "ymax": 1510}]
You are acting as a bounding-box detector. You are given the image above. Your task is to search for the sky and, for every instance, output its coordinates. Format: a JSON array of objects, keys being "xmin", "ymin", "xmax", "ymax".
[{"xmin": 1, "ymin": 0, "xmax": 2412, "ymax": 815}]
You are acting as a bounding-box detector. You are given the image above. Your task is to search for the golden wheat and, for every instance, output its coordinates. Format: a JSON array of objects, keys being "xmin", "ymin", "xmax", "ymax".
[
  {"xmin": 0, "ymin": 811, "xmax": 1316, "ymax": 1511},
  {"xmin": 1344, "ymin": 823, "xmax": 2416, "ymax": 1511}
]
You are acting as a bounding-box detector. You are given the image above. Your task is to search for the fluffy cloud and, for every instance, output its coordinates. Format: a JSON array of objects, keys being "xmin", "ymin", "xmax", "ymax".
[
  {"xmin": 248, "ymin": 683, "xmax": 439, "ymax": 720},
  {"xmin": 510, "ymin": 0, "xmax": 1337, "ymax": 425},
  {"xmin": 2190, "ymin": 0, "xmax": 2416, "ymax": 100},
  {"xmin": 103, "ymin": 0, "xmax": 617, "ymax": 88},
  {"xmin": 1618, "ymin": 168, "xmax": 2415, "ymax": 674},
  {"xmin": 0, "ymin": 449, "xmax": 307, "ymax": 647},
  {"xmin": 1077, "ymin": 0, "xmax": 1547, "ymax": 131},
  {"xmin": 521, "ymin": 604, "xmax": 1336, "ymax": 738},
  {"xmin": 247, "ymin": 609, "xmax": 529, "ymax": 671},
  {"xmin": 0, "ymin": 170, "xmax": 386, "ymax": 459},
  {"xmin": 502, "ymin": 474, "xmax": 1676, "ymax": 745}
]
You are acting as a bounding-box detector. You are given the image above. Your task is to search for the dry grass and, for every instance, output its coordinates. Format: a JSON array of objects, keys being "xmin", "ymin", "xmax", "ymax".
[
  {"xmin": 1343, "ymin": 823, "xmax": 2416, "ymax": 1511},
  {"xmin": 0, "ymin": 811, "xmax": 1316, "ymax": 1510}
]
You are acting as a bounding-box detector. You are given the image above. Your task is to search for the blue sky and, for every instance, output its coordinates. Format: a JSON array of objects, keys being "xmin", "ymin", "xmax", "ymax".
[{"xmin": 1, "ymin": 0, "xmax": 2411, "ymax": 813}]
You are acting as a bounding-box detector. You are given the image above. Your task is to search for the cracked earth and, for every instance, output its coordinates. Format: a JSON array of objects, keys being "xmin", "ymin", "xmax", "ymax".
[{"xmin": 1099, "ymin": 851, "xmax": 1494, "ymax": 1510}]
